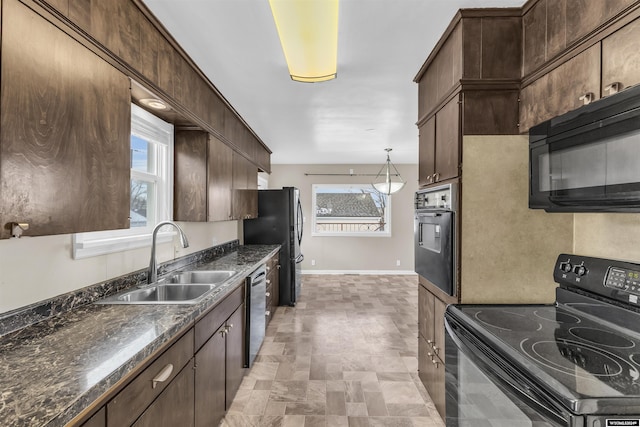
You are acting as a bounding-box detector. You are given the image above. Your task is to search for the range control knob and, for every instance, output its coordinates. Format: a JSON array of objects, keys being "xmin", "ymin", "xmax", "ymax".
[
  {"xmin": 560, "ymin": 262, "xmax": 573, "ymax": 273},
  {"xmin": 574, "ymin": 265, "xmax": 588, "ymax": 276}
]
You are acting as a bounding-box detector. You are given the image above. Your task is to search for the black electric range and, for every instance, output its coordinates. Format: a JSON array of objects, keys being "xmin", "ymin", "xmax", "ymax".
[{"xmin": 445, "ymin": 254, "xmax": 640, "ymax": 427}]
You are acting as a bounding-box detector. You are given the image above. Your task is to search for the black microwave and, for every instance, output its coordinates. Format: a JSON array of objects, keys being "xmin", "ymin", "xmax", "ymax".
[{"xmin": 529, "ymin": 84, "xmax": 640, "ymax": 212}]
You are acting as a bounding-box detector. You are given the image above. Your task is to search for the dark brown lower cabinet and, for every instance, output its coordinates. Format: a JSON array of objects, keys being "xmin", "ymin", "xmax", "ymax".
[
  {"xmin": 81, "ymin": 407, "xmax": 105, "ymax": 427},
  {"xmin": 225, "ymin": 306, "xmax": 245, "ymax": 408},
  {"xmin": 418, "ymin": 336, "xmax": 445, "ymax": 417},
  {"xmin": 76, "ymin": 285, "xmax": 247, "ymax": 427},
  {"xmin": 195, "ymin": 304, "xmax": 246, "ymax": 427},
  {"xmin": 133, "ymin": 360, "xmax": 195, "ymax": 427},
  {"xmin": 195, "ymin": 326, "xmax": 226, "ymax": 427}
]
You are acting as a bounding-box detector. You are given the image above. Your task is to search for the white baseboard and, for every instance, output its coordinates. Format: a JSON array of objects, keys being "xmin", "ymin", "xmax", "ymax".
[{"xmin": 301, "ymin": 270, "xmax": 417, "ymax": 275}]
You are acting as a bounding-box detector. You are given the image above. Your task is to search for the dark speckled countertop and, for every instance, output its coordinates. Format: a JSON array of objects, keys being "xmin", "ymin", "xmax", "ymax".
[{"xmin": 0, "ymin": 244, "xmax": 280, "ymax": 427}]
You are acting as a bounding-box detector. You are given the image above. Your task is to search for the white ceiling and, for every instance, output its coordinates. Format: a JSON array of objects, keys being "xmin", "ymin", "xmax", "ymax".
[{"xmin": 144, "ymin": 0, "xmax": 526, "ymax": 165}]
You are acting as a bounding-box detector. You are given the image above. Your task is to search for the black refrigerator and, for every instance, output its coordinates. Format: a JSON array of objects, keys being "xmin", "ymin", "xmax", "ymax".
[{"xmin": 243, "ymin": 187, "xmax": 303, "ymax": 306}]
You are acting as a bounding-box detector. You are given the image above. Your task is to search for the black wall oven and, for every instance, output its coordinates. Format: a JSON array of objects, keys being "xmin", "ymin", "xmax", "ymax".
[
  {"xmin": 414, "ymin": 183, "xmax": 457, "ymax": 297},
  {"xmin": 530, "ymin": 84, "xmax": 640, "ymax": 212},
  {"xmin": 445, "ymin": 254, "xmax": 640, "ymax": 427}
]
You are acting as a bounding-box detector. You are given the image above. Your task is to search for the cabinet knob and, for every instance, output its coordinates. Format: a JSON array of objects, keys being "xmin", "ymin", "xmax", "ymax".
[
  {"xmin": 265, "ymin": 292, "xmax": 271, "ymax": 297},
  {"xmin": 604, "ymin": 82, "xmax": 622, "ymax": 95},
  {"xmin": 579, "ymin": 92, "xmax": 595, "ymax": 105},
  {"xmin": 265, "ymin": 310, "xmax": 271, "ymax": 316},
  {"xmin": 152, "ymin": 363, "xmax": 174, "ymax": 389},
  {"xmin": 427, "ymin": 339, "xmax": 433, "ymax": 344},
  {"xmin": 266, "ymin": 279, "xmax": 271, "ymax": 284},
  {"xmin": 431, "ymin": 359, "xmax": 439, "ymax": 368},
  {"xmin": 433, "ymin": 172, "xmax": 440, "ymax": 182}
]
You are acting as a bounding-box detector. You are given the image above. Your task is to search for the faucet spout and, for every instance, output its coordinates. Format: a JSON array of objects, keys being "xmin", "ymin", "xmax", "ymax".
[{"xmin": 148, "ymin": 221, "xmax": 189, "ymax": 284}]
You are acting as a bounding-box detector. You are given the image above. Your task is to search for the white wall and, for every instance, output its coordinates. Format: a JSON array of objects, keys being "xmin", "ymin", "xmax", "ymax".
[
  {"xmin": 268, "ymin": 163, "xmax": 417, "ymax": 273},
  {"xmin": 0, "ymin": 221, "xmax": 238, "ymax": 314}
]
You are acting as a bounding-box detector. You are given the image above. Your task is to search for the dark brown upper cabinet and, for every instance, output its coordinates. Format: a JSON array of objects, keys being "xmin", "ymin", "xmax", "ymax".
[
  {"xmin": 522, "ymin": 0, "xmax": 637, "ymax": 77},
  {"xmin": 232, "ymin": 153, "xmax": 258, "ymax": 221},
  {"xmin": 0, "ymin": 0, "xmax": 131, "ymax": 239},
  {"xmin": 601, "ymin": 16, "xmax": 640, "ymax": 97},
  {"xmin": 173, "ymin": 131, "xmax": 256, "ymax": 223},
  {"xmin": 415, "ymin": 10, "xmax": 521, "ymax": 123},
  {"xmin": 174, "ymin": 130, "xmax": 208, "ymax": 222},
  {"xmin": 208, "ymin": 135, "xmax": 234, "ymax": 222},
  {"xmin": 520, "ymin": 44, "xmax": 601, "ymax": 132},
  {"xmin": 415, "ymin": 9, "xmax": 521, "ymax": 187}
]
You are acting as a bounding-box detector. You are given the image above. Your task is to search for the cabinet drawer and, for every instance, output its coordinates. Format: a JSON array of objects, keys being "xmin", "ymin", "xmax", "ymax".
[
  {"xmin": 132, "ymin": 359, "xmax": 195, "ymax": 427},
  {"xmin": 107, "ymin": 329, "xmax": 194, "ymax": 427},
  {"xmin": 195, "ymin": 283, "xmax": 244, "ymax": 351}
]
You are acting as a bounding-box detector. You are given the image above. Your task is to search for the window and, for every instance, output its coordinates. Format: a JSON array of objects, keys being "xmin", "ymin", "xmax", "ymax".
[
  {"xmin": 73, "ymin": 104, "xmax": 174, "ymax": 259},
  {"xmin": 311, "ymin": 184, "xmax": 391, "ymax": 237}
]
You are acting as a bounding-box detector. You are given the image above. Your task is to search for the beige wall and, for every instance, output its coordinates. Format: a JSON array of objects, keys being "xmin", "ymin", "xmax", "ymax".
[
  {"xmin": 460, "ymin": 135, "xmax": 574, "ymax": 304},
  {"xmin": 0, "ymin": 221, "xmax": 238, "ymax": 314},
  {"xmin": 268, "ymin": 164, "xmax": 418, "ymax": 273},
  {"xmin": 574, "ymin": 214, "xmax": 640, "ymax": 261}
]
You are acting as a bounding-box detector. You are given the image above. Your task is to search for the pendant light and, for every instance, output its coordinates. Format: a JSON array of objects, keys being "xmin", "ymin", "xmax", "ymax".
[{"xmin": 372, "ymin": 148, "xmax": 405, "ymax": 195}]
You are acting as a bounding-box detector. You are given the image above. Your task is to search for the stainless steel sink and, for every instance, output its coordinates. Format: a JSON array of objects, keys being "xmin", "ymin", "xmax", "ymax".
[
  {"xmin": 96, "ymin": 283, "xmax": 217, "ymax": 305},
  {"xmin": 168, "ymin": 270, "xmax": 236, "ymax": 284}
]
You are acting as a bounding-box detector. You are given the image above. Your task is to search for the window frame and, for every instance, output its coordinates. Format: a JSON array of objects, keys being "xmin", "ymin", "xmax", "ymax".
[
  {"xmin": 72, "ymin": 104, "xmax": 175, "ymax": 259},
  {"xmin": 311, "ymin": 183, "xmax": 392, "ymax": 238}
]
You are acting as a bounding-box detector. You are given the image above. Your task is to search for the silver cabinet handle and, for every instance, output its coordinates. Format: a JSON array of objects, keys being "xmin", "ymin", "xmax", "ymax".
[
  {"xmin": 266, "ymin": 266, "xmax": 271, "ymax": 271},
  {"xmin": 604, "ymin": 82, "xmax": 622, "ymax": 95},
  {"xmin": 265, "ymin": 292, "xmax": 271, "ymax": 297},
  {"xmin": 266, "ymin": 279, "xmax": 271, "ymax": 284},
  {"xmin": 265, "ymin": 310, "xmax": 271, "ymax": 316},
  {"xmin": 152, "ymin": 364, "xmax": 174, "ymax": 389},
  {"xmin": 579, "ymin": 92, "xmax": 594, "ymax": 105}
]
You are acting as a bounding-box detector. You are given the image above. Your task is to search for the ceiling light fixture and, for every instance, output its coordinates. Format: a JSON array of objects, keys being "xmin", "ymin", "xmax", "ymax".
[
  {"xmin": 268, "ymin": 0, "xmax": 339, "ymax": 83},
  {"xmin": 139, "ymin": 98, "xmax": 168, "ymax": 110},
  {"xmin": 372, "ymin": 148, "xmax": 405, "ymax": 195}
]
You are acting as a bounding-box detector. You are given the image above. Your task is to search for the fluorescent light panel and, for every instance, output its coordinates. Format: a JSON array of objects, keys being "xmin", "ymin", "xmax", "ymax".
[{"xmin": 269, "ymin": 0, "xmax": 339, "ymax": 83}]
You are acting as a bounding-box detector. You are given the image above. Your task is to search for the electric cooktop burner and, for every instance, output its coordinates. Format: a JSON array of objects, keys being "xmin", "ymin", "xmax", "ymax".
[
  {"xmin": 458, "ymin": 303, "xmax": 640, "ymax": 398},
  {"xmin": 447, "ymin": 253, "xmax": 640, "ymax": 415}
]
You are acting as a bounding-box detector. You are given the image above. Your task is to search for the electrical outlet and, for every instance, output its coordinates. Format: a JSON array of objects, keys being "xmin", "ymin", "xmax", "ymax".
[
  {"xmin": 311, "ymin": 259, "xmax": 316, "ymax": 266},
  {"xmin": 396, "ymin": 260, "xmax": 401, "ymax": 266}
]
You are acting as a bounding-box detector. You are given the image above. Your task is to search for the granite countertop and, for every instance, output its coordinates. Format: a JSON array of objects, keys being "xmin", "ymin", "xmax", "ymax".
[{"xmin": 0, "ymin": 244, "xmax": 280, "ymax": 427}]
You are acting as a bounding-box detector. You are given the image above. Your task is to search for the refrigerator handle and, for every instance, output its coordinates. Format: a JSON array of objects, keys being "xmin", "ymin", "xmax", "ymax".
[
  {"xmin": 296, "ymin": 199, "xmax": 303, "ymax": 245},
  {"xmin": 295, "ymin": 254, "xmax": 304, "ymax": 263}
]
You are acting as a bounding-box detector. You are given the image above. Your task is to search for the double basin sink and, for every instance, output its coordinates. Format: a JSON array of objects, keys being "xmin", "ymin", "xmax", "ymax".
[{"xmin": 97, "ymin": 270, "xmax": 237, "ymax": 305}]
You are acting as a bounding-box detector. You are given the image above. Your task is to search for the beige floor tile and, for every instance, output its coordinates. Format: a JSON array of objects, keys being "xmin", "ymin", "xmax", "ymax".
[{"xmin": 227, "ymin": 275, "xmax": 444, "ymax": 427}]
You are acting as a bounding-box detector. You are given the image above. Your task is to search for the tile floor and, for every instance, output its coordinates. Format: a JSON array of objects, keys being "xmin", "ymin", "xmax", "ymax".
[{"xmin": 221, "ymin": 274, "xmax": 445, "ymax": 427}]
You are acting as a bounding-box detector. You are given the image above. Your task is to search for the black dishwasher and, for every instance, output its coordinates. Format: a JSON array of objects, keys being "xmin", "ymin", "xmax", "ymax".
[{"xmin": 245, "ymin": 265, "xmax": 267, "ymax": 367}]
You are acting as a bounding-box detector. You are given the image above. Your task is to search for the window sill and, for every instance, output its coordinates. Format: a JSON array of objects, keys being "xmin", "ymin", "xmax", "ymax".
[{"xmin": 72, "ymin": 231, "xmax": 175, "ymax": 259}]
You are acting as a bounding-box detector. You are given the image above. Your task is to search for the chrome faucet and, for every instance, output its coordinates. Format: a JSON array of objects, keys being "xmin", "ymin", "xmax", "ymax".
[{"xmin": 148, "ymin": 221, "xmax": 189, "ymax": 284}]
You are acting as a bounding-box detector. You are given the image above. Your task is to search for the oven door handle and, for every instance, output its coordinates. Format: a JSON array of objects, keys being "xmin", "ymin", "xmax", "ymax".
[{"xmin": 445, "ymin": 317, "xmax": 579, "ymax": 427}]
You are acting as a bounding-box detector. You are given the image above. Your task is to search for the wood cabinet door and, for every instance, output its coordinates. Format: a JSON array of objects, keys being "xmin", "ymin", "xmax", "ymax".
[
  {"xmin": 195, "ymin": 324, "xmax": 226, "ymax": 427},
  {"xmin": 81, "ymin": 407, "xmax": 105, "ymax": 427},
  {"xmin": 602, "ymin": 16, "xmax": 640, "ymax": 97},
  {"xmin": 432, "ymin": 354, "xmax": 446, "ymax": 419},
  {"xmin": 0, "ymin": 0, "xmax": 131, "ymax": 239},
  {"xmin": 232, "ymin": 153, "xmax": 257, "ymax": 220},
  {"xmin": 434, "ymin": 96, "xmax": 461, "ymax": 182},
  {"xmin": 225, "ymin": 305, "xmax": 246, "ymax": 409},
  {"xmin": 520, "ymin": 44, "xmax": 601, "ymax": 132},
  {"xmin": 417, "ymin": 284, "xmax": 431, "ymax": 341},
  {"xmin": 208, "ymin": 135, "xmax": 233, "ymax": 222},
  {"xmin": 418, "ymin": 117, "xmax": 436, "ymax": 187},
  {"xmin": 133, "ymin": 360, "xmax": 195, "ymax": 427},
  {"xmin": 245, "ymin": 158, "xmax": 258, "ymax": 219},
  {"xmin": 433, "ymin": 296, "xmax": 447, "ymax": 359},
  {"xmin": 174, "ymin": 131, "xmax": 207, "ymax": 222}
]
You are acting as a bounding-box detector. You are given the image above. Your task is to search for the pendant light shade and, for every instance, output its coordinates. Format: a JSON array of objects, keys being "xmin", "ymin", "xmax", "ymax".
[
  {"xmin": 268, "ymin": 0, "xmax": 339, "ymax": 83},
  {"xmin": 372, "ymin": 148, "xmax": 405, "ymax": 195}
]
